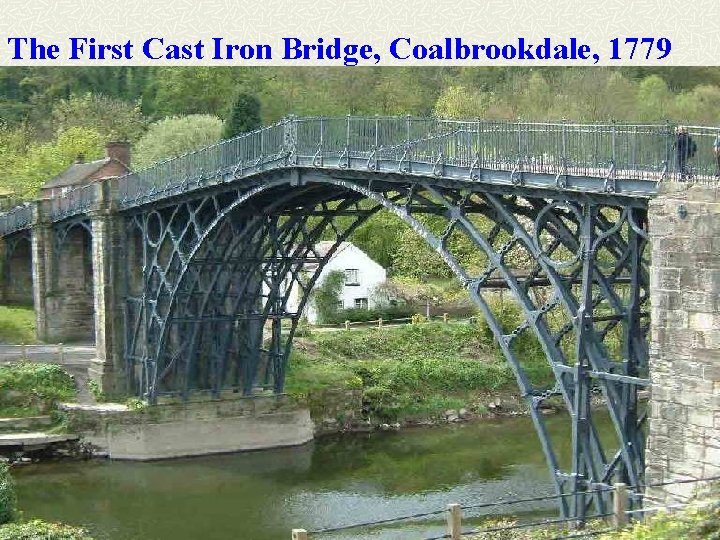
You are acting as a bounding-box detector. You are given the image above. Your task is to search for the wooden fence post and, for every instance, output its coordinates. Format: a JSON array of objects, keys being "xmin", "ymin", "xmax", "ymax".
[
  {"xmin": 447, "ymin": 503, "xmax": 462, "ymax": 540},
  {"xmin": 291, "ymin": 529, "xmax": 308, "ymax": 540},
  {"xmin": 613, "ymin": 482, "xmax": 627, "ymax": 528},
  {"xmin": 378, "ymin": 317, "xmax": 383, "ymax": 328},
  {"xmin": 443, "ymin": 313, "xmax": 449, "ymax": 323},
  {"xmin": 344, "ymin": 320, "xmax": 350, "ymax": 331},
  {"xmin": 58, "ymin": 343, "xmax": 64, "ymax": 362},
  {"xmin": 21, "ymin": 342, "xmax": 27, "ymax": 359}
]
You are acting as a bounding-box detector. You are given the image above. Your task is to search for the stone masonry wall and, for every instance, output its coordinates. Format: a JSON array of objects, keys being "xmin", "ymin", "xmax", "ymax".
[{"xmin": 645, "ymin": 183, "xmax": 720, "ymax": 503}]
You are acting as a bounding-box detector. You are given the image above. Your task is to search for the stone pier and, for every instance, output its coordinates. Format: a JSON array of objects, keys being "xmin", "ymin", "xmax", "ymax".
[{"xmin": 645, "ymin": 183, "xmax": 720, "ymax": 503}]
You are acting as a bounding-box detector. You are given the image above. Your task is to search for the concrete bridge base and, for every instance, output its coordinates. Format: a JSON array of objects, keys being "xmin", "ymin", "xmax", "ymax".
[
  {"xmin": 62, "ymin": 394, "xmax": 314, "ymax": 460},
  {"xmin": 646, "ymin": 183, "xmax": 720, "ymax": 503}
]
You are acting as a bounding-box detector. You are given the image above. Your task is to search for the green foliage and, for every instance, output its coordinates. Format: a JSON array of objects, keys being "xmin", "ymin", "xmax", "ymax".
[
  {"xmin": 5, "ymin": 66, "xmax": 720, "ymax": 128},
  {"xmin": 287, "ymin": 320, "xmax": 552, "ymax": 421},
  {"xmin": 148, "ymin": 67, "xmax": 245, "ymax": 117},
  {"xmin": 605, "ymin": 501, "xmax": 720, "ymax": 540},
  {"xmin": 222, "ymin": 92, "xmax": 262, "ymax": 139},
  {"xmin": 344, "ymin": 209, "xmax": 406, "ymax": 269},
  {"xmin": 320, "ymin": 304, "xmax": 415, "ymax": 325},
  {"xmin": 0, "ymin": 520, "xmax": 95, "ymax": 540},
  {"xmin": 311, "ymin": 270, "xmax": 345, "ymax": 324},
  {"xmin": 0, "ymin": 463, "xmax": 17, "ymax": 525},
  {"xmin": 133, "ymin": 114, "xmax": 223, "ymax": 169},
  {"xmin": 50, "ymin": 93, "xmax": 146, "ymax": 142},
  {"xmin": 86, "ymin": 379, "xmax": 105, "ymax": 403},
  {"xmin": 0, "ymin": 362, "xmax": 76, "ymax": 416},
  {"xmin": 3, "ymin": 127, "xmax": 104, "ymax": 200},
  {"xmin": 125, "ymin": 397, "xmax": 148, "ymax": 412},
  {"xmin": 0, "ymin": 305, "xmax": 37, "ymax": 345},
  {"xmin": 392, "ymin": 226, "xmax": 453, "ymax": 279}
]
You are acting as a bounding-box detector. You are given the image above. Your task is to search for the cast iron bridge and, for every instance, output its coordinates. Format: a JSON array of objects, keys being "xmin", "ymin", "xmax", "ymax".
[{"xmin": 0, "ymin": 116, "xmax": 715, "ymax": 520}]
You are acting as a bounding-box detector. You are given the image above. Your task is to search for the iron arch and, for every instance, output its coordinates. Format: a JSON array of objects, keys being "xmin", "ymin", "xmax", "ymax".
[{"xmin": 125, "ymin": 170, "xmax": 649, "ymax": 518}]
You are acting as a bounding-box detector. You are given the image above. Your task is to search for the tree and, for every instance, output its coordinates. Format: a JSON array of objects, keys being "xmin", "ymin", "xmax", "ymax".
[
  {"xmin": 133, "ymin": 115, "xmax": 223, "ymax": 169},
  {"xmin": 4, "ymin": 127, "xmax": 104, "ymax": 199},
  {"xmin": 312, "ymin": 270, "xmax": 345, "ymax": 324},
  {"xmin": 636, "ymin": 75, "xmax": 672, "ymax": 121},
  {"xmin": 51, "ymin": 93, "xmax": 146, "ymax": 142},
  {"xmin": 433, "ymin": 86, "xmax": 492, "ymax": 119},
  {"xmin": 150, "ymin": 67, "xmax": 243, "ymax": 117},
  {"xmin": 222, "ymin": 92, "xmax": 262, "ymax": 139}
]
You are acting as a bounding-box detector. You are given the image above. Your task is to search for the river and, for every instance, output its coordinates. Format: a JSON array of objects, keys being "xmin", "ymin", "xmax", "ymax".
[{"xmin": 12, "ymin": 414, "xmax": 615, "ymax": 540}]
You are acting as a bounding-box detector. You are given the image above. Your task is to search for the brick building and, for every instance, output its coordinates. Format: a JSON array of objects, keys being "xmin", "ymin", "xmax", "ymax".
[{"xmin": 40, "ymin": 142, "xmax": 131, "ymax": 198}]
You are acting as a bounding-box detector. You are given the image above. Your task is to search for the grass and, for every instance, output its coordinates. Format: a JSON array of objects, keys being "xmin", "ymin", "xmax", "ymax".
[
  {"xmin": 286, "ymin": 321, "xmax": 554, "ymax": 422},
  {"xmin": 0, "ymin": 305, "xmax": 37, "ymax": 344},
  {"xmin": 0, "ymin": 362, "xmax": 76, "ymax": 417}
]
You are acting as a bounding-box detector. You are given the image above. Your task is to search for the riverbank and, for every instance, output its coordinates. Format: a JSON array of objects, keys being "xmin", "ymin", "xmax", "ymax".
[{"xmin": 286, "ymin": 321, "xmax": 555, "ymax": 433}]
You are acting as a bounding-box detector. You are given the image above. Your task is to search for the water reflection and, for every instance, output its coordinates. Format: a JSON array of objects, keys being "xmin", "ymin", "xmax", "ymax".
[{"xmin": 14, "ymin": 414, "xmax": 614, "ymax": 540}]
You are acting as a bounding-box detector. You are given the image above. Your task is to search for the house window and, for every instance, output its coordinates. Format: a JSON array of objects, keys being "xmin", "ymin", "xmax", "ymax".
[
  {"xmin": 344, "ymin": 268, "xmax": 359, "ymax": 286},
  {"xmin": 354, "ymin": 298, "xmax": 368, "ymax": 309}
]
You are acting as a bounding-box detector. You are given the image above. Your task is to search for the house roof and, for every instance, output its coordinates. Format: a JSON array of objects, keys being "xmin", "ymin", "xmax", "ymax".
[
  {"xmin": 302, "ymin": 241, "xmax": 384, "ymax": 275},
  {"xmin": 313, "ymin": 240, "xmax": 351, "ymax": 258},
  {"xmin": 42, "ymin": 158, "xmax": 112, "ymax": 189}
]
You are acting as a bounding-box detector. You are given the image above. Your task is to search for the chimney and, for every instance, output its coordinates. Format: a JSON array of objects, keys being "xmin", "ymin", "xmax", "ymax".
[{"xmin": 105, "ymin": 141, "xmax": 131, "ymax": 168}]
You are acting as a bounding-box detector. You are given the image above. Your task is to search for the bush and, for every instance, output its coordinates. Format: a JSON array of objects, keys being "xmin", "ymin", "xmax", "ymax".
[
  {"xmin": 0, "ymin": 520, "xmax": 95, "ymax": 540},
  {"xmin": 330, "ymin": 304, "xmax": 416, "ymax": 325},
  {"xmin": 312, "ymin": 271, "xmax": 345, "ymax": 324},
  {"xmin": 0, "ymin": 463, "xmax": 17, "ymax": 525},
  {"xmin": 0, "ymin": 362, "xmax": 76, "ymax": 416}
]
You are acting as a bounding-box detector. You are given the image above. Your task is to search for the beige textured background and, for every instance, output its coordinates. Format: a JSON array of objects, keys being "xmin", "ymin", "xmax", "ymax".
[{"xmin": 0, "ymin": 0, "xmax": 717, "ymax": 66}]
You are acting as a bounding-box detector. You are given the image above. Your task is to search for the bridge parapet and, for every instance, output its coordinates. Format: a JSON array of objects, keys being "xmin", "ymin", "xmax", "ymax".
[
  {"xmin": 111, "ymin": 116, "xmax": 720, "ymax": 209},
  {"xmin": 2, "ymin": 117, "xmax": 720, "ymax": 233},
  {"xmin": 0, "ymin": 204, "xmax": 33, "ymax": 236},
  {"xmin": 49, "ymin": 181, "xmax": 99, "ymax": 222}
]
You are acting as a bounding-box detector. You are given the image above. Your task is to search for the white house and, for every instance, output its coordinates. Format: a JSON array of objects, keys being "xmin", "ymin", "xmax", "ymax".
[{"xmin": 287, "ymin": 241, "xmax": 387, "ymax": 323}]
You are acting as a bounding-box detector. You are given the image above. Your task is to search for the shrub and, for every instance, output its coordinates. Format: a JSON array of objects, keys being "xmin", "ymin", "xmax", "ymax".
[
  {"xmin": 0, "ymin": 362, "xmax": 76, "ymax": 416},
  {"xmin": 0, "ymin": 520, "xmax": 95, "ymax": 540},
  {"xmin": 0, "ymin": 463, "xmax": 17, "ymax": 525},
  {"xmin": 331, "ymin": 304, "xmax": 416, "ymax": 324},
  {"xmin": 312, "ymin": 271, "xmax": 345, "ymax": 324}
]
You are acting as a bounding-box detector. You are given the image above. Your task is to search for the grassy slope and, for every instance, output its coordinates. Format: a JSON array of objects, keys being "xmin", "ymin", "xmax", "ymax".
[
  {"xmin": 0, "ymin": 305, "xmax": 37, "ymax": 344},
  {"xmin": 286, "ymin": 321, "xmax": 553, "ymax": 422}
]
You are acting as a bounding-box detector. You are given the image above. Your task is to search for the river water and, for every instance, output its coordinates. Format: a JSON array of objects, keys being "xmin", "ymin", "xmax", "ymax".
[{"xmin": 12, "ymin": 414, "xmax": 614, "ymax": 540}]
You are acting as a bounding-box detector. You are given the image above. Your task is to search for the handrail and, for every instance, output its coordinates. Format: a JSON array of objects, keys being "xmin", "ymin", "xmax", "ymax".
[{"xmin": 1, "ymin": 116, "xmax": 718, "ymax": 236}]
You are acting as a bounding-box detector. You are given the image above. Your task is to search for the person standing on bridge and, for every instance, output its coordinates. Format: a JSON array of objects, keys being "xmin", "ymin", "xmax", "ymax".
[{"xmin": 673, "ymin": 126, "xmax": 695, "ymax": 180}]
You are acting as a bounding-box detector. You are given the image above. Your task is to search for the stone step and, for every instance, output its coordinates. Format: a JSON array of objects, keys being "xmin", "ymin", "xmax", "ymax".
[
  {"xmin": 0, "ymin": 416, "xmax": 53, "ymax": 432},
  {"xmin": 0, "ymin": 432, "xmax": 78, "ymax": 451}
]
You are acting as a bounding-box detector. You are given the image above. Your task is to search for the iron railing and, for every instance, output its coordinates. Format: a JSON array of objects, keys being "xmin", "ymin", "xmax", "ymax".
[
  {"xmin": 116, "ymin": 116, "xmax": 720, "ymax": 207},
  {"xmin": 2, "ymin": 116, "xmax": 719, "ymax": 234},
  {"xmin": 0, "ymin": 204, "xmax": 32, "ymax": 236},
  {"xmin": 49, "ymin": 182, "xmax": 98, "ymax": 221}
]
